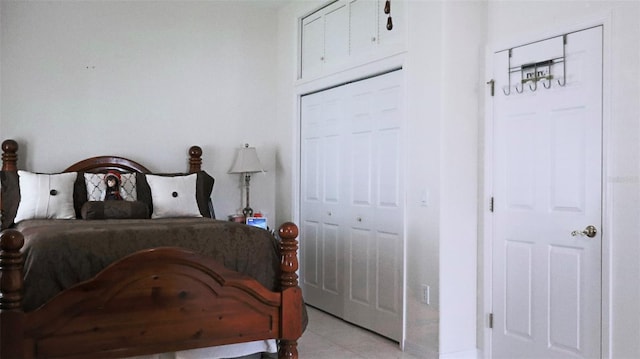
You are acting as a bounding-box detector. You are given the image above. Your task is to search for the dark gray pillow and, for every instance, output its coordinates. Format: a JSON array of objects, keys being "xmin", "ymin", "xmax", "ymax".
[
  {"xmin": 81, "ymin": 200, "xmax": 149, "ymax": 220},
  {"xmin": 0, "ymin": 171, "xmax": 20, "ymax": 229}
]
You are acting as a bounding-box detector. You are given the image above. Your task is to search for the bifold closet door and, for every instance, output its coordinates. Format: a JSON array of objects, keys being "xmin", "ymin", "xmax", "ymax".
[
  {"xmin": 300, "ymin": 70, "xmax": 404, "ymax": 342},
  {"xmin": 300, "ymin": 84, "xmax": 347, "ymax": 317}
]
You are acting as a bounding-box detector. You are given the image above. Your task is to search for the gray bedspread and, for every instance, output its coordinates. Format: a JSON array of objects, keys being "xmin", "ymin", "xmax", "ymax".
[{"xmin": 18, "ymin": 218, "xmax": 281, "ymax": 312}]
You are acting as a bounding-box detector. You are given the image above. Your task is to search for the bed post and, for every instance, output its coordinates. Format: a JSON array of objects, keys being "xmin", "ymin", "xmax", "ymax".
[
  {"xmin": 0, "ymin": 229, "xmax": 25, "ymax": 359},
  {"xmin": 189, "ymin": 146, "xmax": 202, "ymax": 173},
  {"xmin": 2, "ymin": 139, "xmax": 18, "ymax": 171},
  {"xmin": 1, "ymin": 140, "xmax": 19, "ymax": 228},
  {"xmin": 277, "ymin": 222, "xmax": 302, "ymax": 359}
]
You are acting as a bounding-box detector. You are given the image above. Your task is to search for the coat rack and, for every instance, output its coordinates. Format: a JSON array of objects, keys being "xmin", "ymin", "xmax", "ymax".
[{"xmin": 502, "ymin": 34, "xmax": 567, "ymax": 96}]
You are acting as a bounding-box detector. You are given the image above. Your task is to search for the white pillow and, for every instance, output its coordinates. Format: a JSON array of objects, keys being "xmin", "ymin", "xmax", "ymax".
[
  {"xmin": 84, "ymin": 173, "xmax": 137, "ymax": 201},
  {"xmin": 14, "ymin": 171, "xmax": 77, "ymax": 223},
  {"xmin": 146, "ymin": 174, "xmax": 202, "ymax": 219}
]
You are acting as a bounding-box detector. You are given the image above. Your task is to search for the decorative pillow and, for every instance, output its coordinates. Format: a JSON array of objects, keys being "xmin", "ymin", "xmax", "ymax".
[
  {"xmin": 0, "ymin": 171, "xmax": 20, "ymax": 229},
  {"xmin": 73, "ymin": 174, "xmax": 88, "ymax": 218},
  {"xmin": 14, "ymin": 171, "xmax": 77, "ymax": 223},
  {"xmin": 81, "ymin": 200, "xmax": 150, "ymax": 220},
  {"xmin": 84, "ymin": 172, "xmax": 137, "ymax": 201},
  {"xmin": 1, "ymin": 171, "xmax": 86, "ymax": 228},
  {"xmin": 145, "ymin": 173, "xmax": 202, "ymax": 219},
  {"xmin": 136, "ymin": 171, "xmax": 215, "ymax": 218}
]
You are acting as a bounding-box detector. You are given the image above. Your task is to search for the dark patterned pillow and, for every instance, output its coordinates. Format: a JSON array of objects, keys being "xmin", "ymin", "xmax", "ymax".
[
  {"xmin": 84, "ymin": 173, "xmax": 137, "ymax": 201},
  {"xmin": 81, "ymin": 200, "xmax": 149, "ymax": 220}
]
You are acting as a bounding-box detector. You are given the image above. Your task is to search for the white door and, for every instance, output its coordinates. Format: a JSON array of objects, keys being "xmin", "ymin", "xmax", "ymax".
[
  {"xmin": 300, "ymin": 70, "xmax": 405, "ymax": 342},
  {"xmin": 341, "ymin": 71, "xmax": 404, "ymax": 342},
  {"xmin": 300, "ymin": 85, "xmax": 347, "ymax": 317},
  {"xmin": 491, "ymin": 27, "xmax": 602, "ymax": 358}
]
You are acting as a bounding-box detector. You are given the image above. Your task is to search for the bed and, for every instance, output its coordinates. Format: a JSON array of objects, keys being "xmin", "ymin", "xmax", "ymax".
[{"xmin": 0, "ymin": 139, "xmax": 304, "ymax": 359}]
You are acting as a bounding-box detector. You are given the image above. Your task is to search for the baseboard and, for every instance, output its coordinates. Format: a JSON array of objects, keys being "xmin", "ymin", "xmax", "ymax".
[
  {"xmin": 439, "ymin": 349, "xmax": 480, "ymax": 359},
  {"xmin": 404, "ymin": 341, "xmax": 439, "ymax": 359}
]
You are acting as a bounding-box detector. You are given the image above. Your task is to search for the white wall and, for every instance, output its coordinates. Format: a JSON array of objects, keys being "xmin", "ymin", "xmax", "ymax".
[
  {"xmin": 0, "ymin": 1, "xmax": 280, "ymax": 224},
  {"xmin": 404, "ymin": 1, "xmax": 443, "ymax": 356},
  {"xmin": 438, "ymin": 2, "xmax": 485, "ymax": 357},
  {"xmin": 484, "ymin": 1, "xmax": 640, "ymax": 358}
]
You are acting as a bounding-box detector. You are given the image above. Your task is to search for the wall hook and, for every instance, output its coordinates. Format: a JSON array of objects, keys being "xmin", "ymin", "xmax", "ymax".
[
  {"xmin": 557, "ymin": 75, "xmax": 567, "ymax": 87},
  {"xmin": 557, "ymin": 34, "xmax": 567, "ymax": 87},
  {"xmin": 503, "ymin": 49, "xmax": 513, "ymax": 96}
]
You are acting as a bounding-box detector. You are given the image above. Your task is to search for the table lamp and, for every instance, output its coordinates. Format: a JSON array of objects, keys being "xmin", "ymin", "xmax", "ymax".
[{"xmin": 229, "ymin": 143, "xmax": 264, "ymax": 217}]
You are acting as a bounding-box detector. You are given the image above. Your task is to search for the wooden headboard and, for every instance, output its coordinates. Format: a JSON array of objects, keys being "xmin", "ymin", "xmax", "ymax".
[{"xmin": 1, "ymin": 139, "xmax": 203, "ymax": 174}]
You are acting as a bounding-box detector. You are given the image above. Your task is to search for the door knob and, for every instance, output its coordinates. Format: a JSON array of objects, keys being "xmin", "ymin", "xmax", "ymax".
[{"xmin": 571, "ymin": 225, "xmax": 597, "ymax": 238}]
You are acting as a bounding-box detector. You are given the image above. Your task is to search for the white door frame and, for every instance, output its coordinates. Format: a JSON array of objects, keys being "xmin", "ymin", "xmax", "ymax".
[{"xmin": 482, "ymin": 13, "xmax": 613, "ymax": 359}]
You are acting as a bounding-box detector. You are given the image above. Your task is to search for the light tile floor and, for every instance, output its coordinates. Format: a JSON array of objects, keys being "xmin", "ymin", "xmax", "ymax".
[{"xmin": 299, "ymin": 305, "xmax": 422, "ymax": 359}]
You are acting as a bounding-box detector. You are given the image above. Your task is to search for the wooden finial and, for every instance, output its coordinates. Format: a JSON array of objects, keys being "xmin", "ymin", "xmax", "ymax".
[
  {"xmin": 189, "ymin": 145, "xmax": 202, "ymax": 173},
  {"xmin": 1, "ymin": 139, "xmax": 18, "ymax": 171},
  {"xmin": 278, "ymin": 222, "xmax": 299, "ymax": 289}
]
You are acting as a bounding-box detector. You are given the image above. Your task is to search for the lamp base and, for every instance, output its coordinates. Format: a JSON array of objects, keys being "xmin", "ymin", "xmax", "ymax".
[{"xmin": 242, "ymin": 207, "xmax": 254, "ymax": 217}]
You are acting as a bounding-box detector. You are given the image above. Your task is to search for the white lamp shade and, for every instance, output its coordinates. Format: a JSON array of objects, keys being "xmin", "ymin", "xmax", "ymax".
[{"xmin": 229, "ymin": 145, "xmax": 264, "ymax": 174}]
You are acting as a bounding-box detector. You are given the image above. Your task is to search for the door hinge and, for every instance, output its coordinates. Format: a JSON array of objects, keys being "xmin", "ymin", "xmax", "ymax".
[
  {"xmin": 489, "ymin": 197, "xmax": 494, "ymax": 212},
  {"xmin": 489, "ymin": 313, "xmax": 494, "ymax": 329},
  {"xmin": 486, "ymin": 79, "xmax": 495, "ymax": 97}
]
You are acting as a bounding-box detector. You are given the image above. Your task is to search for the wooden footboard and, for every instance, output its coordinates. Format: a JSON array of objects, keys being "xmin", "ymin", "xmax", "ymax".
[{"xmin": 0, "ymin": 223, "xmax": 302, "ymax": 359}]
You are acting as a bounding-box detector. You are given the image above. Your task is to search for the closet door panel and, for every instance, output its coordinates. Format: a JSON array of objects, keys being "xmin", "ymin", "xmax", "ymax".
[
  {"xmin": 350, "ymin": 132, "xmax": 374, "ymax": 207},
  {"xmin": 377, "ymin": 82, "xmax": 403, "ymax": 129},
  {"xmin": 322, "ymin": 223, "xmax": 340, "ymax": 295},
  {"xmin": 301, "ymin": 14, "xmax": 324, "ymax": 79},
  {"xmin": 348, "ymin": 227, "xmax": 373, "ymax": 305},
  {"xmin": 342, "ymin": 70, "xmax": 404, "ymax": 342},
  {"xmin": 302, "ymin": 221, "xmax": 321, "ymax": 286},
  {"xmin": 324, "ymin": 2, "xmax": 349, "ymax": 70},
  {"xmin": 322, "ymin": 90, "xmax": 346, "ymax": 225},
  {"xmin": 300, "ymin": 91, "xmax": 345, "ymax": 316},
  {"xmin": 303, "ymin": 138, "xmax": 321, "ymax": 203},
  {"xmin": 375, "ymin": 128, "xmax": 403, "ymax": 233},
  {"xmin": 376, "ymin": 230, "xmax": 402, "ymax": 313},
  {"xmin": 349, "ymin": 0, "xmax": 378, "ymax": 55}
]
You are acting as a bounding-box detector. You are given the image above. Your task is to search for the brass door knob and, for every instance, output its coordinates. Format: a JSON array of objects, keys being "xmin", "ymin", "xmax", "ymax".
[{"xmin": 571, "ymin": 225, "xmax": 597, "ymax": 238}]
